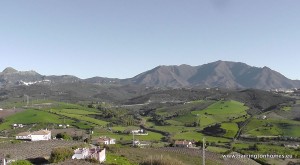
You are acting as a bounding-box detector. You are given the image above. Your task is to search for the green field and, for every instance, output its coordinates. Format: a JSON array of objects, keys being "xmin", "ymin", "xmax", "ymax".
[
  {"xmin": 54, "ymin": 108, "xmax": 98, "ymax": 115},
  {"xmin": 243, "ymin": 118, "xmax": 300, "ymax": 137},
  {"xmin": 94, "ymin": 129, "xmax": 164, "ymax": 142},
  {"xmin": 221, "ymin": 122, "xmax": 239, "ymax": 138},
  {"xmin": 172, "ymin": 100, "xmax": 249, "ymax": 128},
  {"xmin": 55, "ymin": 112, "xmax": 108, "ymax": 126},
  {"xmin": 165, "ymin": 120, "xmax": 185, "ymax": 126},
  {"xmin": 0, "ymin": 102, "xmax": 110, "ymax": 130},
  {"xmin": 206, "ymin": 146, "xmax": 229, "ymax": 153},
  {"xmin": 173, "ymin": 131, "xmax": 231, "ymax": 143},
  {"xmin": 153, "ymin": 125, "xmax": 195, "ymax": 134},
  {"xmin": 174, "ymin": 113, "xmax": 198, "ymax": 123},
  {"xmin": 0, "ymin": 109, "xmax": 67, "ymax": 130},
  {"xmin": 281, "ymin": 106, "xmax": 292, "ymax": 111},
  {"xmin": 192, "ymin": 100, "xmax": 248, "ymax": 115},
  {"xmin": 106, "ymin": 152, "xmax": 136, "ymax": 165}
]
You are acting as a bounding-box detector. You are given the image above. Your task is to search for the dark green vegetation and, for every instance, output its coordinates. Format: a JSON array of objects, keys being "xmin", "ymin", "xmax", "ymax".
[
  {"xmin": 1, "ymin": 88, "xmax": 300, "ymax": 165},
  {"xmin": 49, "ymin": 147, "xmax": 74, "ymax": 163},
  {"xmin": 10, "ymin": 160, "xmax": 32, "ymax": 165}
]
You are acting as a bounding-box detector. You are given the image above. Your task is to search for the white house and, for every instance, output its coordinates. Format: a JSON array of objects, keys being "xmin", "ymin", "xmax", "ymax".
[
  {"xmin": 30, "ymin": 130, "xmax": 51, "ymax": 141},
  {"xmin": 131, "ymin": 129, "xmax": 148, "ymax": 135},
  {"xmin": 12, "ymin": 124, "xmax": 24, "ymax": 129},
  {"xmin": 174, "ymin": 140, "xmax": 194, "ymax": 148},
  {"xmin": 133, "ymin": 140, "xmax": 150, "ymax": 148},
  {"xmin": 72, "ymin": 148, "xmax": 89, "ymax": 159},
  {"xmin": 16, "ymin": 130, "xmax": 51, "ymax": 141},
  {"xmin": 72, "ymin": 147, "xmax": 106, "ymax": 163},
  {"xmin": 96, "ymin": 137, "xmax": 116, "ymax": 145}
]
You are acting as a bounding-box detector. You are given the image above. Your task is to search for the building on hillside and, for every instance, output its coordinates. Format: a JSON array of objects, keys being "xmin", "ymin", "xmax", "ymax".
[
  {"xmin": 133, "ymin": 140, "xmax": 151, "ymax": 148},
  {"xmin": 131, "ymin": 129, "xmax": 148, "ymax": 135},
  {"xmin": 257, "ymin": 115, "xmax": 267, "ymax": 120},
  {"xmin": 174, "ymin": 140, "xmax": 194, "ymax": 148},
  {"xmin": 131, "ymin": 129, "xmax": 144, "ymax": 134},
  {"xmin": 30, "ymin": 130, "xmax": 52, "ymax": 141},
  {"xmin": 72, "ymin": 147, "xmax": 106, "ymax": 163},
  {"xmin": 16, "ymin": 130, "xmax": 51, "ymax": 141},
  {"xmin": 94, "ymin": 136, "xmax": 116, "ymax": 145},
  {"xmin": 12, "ymin": 124, "xmax": 24, "ymax": 128}
]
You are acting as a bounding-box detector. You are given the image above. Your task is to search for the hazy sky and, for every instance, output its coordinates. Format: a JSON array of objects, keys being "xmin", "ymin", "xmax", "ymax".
[{"xmin": 0, "ymin": 0, "xmax": 299, "ymax": 79}]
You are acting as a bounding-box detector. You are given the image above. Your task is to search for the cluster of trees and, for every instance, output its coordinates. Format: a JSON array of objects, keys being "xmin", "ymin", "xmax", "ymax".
[{"xmin": 201, "ymin": 123, "xmax": 226, "ymax": 136}]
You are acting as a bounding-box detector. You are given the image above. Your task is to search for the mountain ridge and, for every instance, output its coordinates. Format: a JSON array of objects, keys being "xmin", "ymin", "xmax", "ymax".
[{"xmin": 1, "ymin": 60, "xmax": 299, "ymax": 90}]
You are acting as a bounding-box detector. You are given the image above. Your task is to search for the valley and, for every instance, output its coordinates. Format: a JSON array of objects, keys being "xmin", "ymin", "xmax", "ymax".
[{"xmin": 0, "ymin": 87, "xmax": 300, "ymax": 165}]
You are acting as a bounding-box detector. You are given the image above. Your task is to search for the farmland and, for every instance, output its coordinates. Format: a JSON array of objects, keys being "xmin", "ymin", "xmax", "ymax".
[
  {"xmin": 0, "ymin": 89, "xmax": 300, "ymax": 165},
  {"xmin": 242, "ymin": 117, "xmax": 300, "ymax": 137}
]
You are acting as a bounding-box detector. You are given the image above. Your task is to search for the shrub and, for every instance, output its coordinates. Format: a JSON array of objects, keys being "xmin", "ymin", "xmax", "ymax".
[
  {"xmin": 56, "ymin": 133, "xmax": 72, "ymax": 140},
  {"xmin": 11, "ymin": 160, "xmax": 32, "ymax": 165},
  {"xmin": 49, "ymin": 147, "xmax": 73, "ymax": 163}
]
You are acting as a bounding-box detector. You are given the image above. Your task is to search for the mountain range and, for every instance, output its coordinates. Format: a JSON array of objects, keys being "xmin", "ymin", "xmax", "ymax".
[{"xmin": 1, "ymin": 61, "xmax": 299, "ymax": 90}]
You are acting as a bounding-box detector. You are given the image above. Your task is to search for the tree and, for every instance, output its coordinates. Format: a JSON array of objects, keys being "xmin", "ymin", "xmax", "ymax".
[
  {"xmin": 56, "ymin": 133, "xmax": 72, "ymax": 140},
  {"xmin": 49, "ymin": 147, "xmax": 73, "ymax": 163},
  {"xmin": 0, "ymin": 117, "xmax": 4, "ymax": 124}
]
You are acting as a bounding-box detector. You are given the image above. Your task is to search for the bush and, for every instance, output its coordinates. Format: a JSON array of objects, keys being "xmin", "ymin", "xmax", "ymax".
[
  {"xmin": 140, "ymin": 155, "xmax": 185, "ymax": 165},
  {"xmin": 56, "ymin": 133, "xmax": 72, "ymax": 140},
  {"xmin": 49, "ymin": 147, "xmax": 73, "ymax": 163},
  {"xmin": 11, "ymin": 160, "xmax": 32, "ymax": 165}
]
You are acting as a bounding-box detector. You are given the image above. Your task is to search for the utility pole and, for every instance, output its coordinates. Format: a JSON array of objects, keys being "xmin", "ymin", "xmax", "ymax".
[
  {"xmin": 202, "ymin": 137, "xmax": 205, "ymax": 165},
  {"xmin": 24, "ymin": 95, "xmax": 29, "ymax": 107},
  {"xmin": 197, "ymin": 114, "xmax": 200, "ymax": 127},
  {"xmin": 132, "ymin": 132, "xmax": 135, "ymax": 147}
]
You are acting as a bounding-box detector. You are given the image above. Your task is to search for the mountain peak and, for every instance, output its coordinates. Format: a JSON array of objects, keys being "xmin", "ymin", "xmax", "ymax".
[{"xmin": 2, "ymin": 67, "xmax": 18, "ymax": 74}]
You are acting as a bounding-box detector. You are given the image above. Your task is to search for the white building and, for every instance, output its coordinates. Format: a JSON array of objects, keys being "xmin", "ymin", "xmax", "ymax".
[
  {"xmin": 96, "ymin": 137, "xmax": 116, "ymax": 145},
  {"xmin": 174, "ymin": 140, "xmax": 194, "ymax": 148},
  {"xmin": 30, "ymin": 130, "xmax": 52, "ymax": 141},
  {"xmin": 133, "ymin": 140, "xmax": 150, "ymax": 148},
  {"xmin": 72, "ymin": 148, "xmax": 89, "ymax": 159},
  {"xmin": 16, "ymin": 130, "xmax": 51, "ymax": 141},
  {"xmin": 72, "ymin": 147, "xmax": 106, "ymax": 163},
  {"xmin": 12, "ymin": 124, "xmax": 24, "ymax": 128},
  {"xmin": 131, "ymin": 129, "xmax": 148, "ymax": 135}
]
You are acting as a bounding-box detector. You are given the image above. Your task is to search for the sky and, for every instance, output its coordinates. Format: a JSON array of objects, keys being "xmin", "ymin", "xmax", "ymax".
[{"xmin": 0, "ymin": 0, "xmax": 299, "ymax": 79}]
